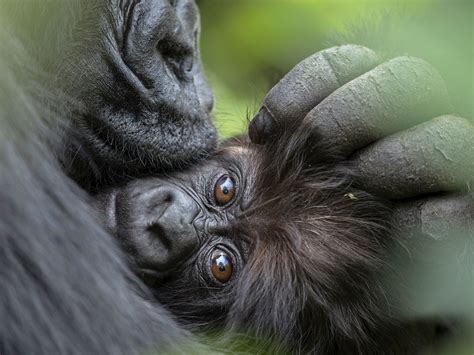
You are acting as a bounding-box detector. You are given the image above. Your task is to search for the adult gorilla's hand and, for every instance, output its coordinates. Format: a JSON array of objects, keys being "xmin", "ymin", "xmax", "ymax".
[{"xmin": 249, "ymin": 45, "xmax": 474, "ymax": 240}]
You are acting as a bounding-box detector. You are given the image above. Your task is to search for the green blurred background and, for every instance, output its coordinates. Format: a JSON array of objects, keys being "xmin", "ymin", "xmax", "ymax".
[{"xmin": 197, "ymin": 0, "xmax": 473, "ymax": 138}]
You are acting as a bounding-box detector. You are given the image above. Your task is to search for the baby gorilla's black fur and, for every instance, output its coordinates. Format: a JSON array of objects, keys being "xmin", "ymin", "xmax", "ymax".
[{"xmin": 96, "ymin": 123, "xmax": 437, "ymax": 353}]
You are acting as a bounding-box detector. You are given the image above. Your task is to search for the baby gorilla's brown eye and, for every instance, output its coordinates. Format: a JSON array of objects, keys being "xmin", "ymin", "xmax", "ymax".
[
  {"xmin": 214, "ymin": 175, "xmax": 236, "ymax": 205},
  {"xmin": 210, "ymin": 250, "xmax": 233, "ymax": 283}
]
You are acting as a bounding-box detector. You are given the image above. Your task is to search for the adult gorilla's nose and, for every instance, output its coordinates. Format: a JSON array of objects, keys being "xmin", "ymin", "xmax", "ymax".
[
  {"xmin": 121, "ymin": 0, "xmax": 200, "ymax": 87},
  {"xmin": 156, "ymin": 36, "xmax": 195, "ymax": 82}
]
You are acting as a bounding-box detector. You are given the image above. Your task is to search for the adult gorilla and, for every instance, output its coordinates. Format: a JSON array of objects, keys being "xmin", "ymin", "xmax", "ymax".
[
  {"xmin": 2, "ymin": 0, "xmax": 217, "ymax": 190},
  {"xmin": 0, "ymin": 1, "xmax": 472, "ymax": 355}
]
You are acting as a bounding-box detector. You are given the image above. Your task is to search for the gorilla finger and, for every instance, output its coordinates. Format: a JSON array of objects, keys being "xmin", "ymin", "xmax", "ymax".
[
  {"xmin": 305, "ymin": 56, "xmax": 451, "ymax": 156},
  {"xmin": 249, "ymin": 45, "xmax": 380, "ymax": 144},
  {"xmin": 393, "ymin": 194, "xmax": 473, "ymax": 241},
  {"xmin": 353, "ymin": 115, "xmax": 474, "ymax": 199}
]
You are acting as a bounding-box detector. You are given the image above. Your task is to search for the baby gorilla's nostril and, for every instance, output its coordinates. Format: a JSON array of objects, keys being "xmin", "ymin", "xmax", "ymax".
[
  {"xmin": 147, "ymin": 223, "xmax": 172, "ymax": 251},
  {"xmin": 147, "ymin": 223, "xmax": 171, "ymax": 246},
  {"xmin": 162, "ymin": 192, "xmax": 174, "ymax": 204},
  {"xmin": 144, "ymin": 189, "xmax": 175, "ymax": 223}
]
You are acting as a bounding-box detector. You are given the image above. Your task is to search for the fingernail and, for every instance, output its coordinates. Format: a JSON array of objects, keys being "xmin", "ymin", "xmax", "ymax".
[{"xmin": 248, "ymin": 107, "xmax": 275, "ymax": 145}]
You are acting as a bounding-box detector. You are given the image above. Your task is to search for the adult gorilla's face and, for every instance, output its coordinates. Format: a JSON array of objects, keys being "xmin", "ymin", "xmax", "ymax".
[{"xmin": 54, "ymin": 0, "xmax": 216, "ymax": 185}]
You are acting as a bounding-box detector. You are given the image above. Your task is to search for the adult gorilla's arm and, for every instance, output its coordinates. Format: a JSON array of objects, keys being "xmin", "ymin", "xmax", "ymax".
[{"xmin": 249, "ymin": 45, "xmax": 474, "ymax": 240}]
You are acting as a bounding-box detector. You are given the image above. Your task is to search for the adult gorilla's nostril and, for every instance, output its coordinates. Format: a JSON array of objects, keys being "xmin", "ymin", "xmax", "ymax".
[
  {"xmin": 157, "ymin": 38, "xmax": 194, "ymax": 81},
  {"xmin": 181, "ymin": 55, "xmax": 194, "ymax": 73}
]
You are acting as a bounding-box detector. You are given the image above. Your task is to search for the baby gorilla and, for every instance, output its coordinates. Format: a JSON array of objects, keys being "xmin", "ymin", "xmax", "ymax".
[{"xmin": 94, "ymin": 124, "xmax": 433, "ymax": 353}]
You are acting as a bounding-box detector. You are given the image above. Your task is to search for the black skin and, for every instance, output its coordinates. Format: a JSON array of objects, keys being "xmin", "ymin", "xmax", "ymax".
[
  {"xmin": 1, "ymin": 0, "xmax": 473, "ymax": 353},
  {"xmin": 94, "ymin": 129, "xmax": 447, "ymax": 353}
]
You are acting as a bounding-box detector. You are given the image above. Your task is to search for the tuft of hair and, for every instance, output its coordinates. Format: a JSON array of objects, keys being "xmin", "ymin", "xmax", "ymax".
[{"xmin": 224, "ymin": 123, "xmax": 408, "ymax": 353}]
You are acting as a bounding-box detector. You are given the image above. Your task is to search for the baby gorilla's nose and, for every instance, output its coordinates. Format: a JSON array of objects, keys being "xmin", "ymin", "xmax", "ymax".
[
  {"xmin": 143, "ymin": 185, "xmax": 199, "ymax": 270},
  {"xmin": 143, "ymin": 185, "xmax": 198, "ymax": 267},
  {"xmin": 104, "ymin": 181, "xmax": 201, "ymax": 273}
]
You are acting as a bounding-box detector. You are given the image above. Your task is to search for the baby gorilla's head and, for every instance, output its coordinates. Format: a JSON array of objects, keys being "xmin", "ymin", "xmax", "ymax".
[{"xmin": 95, "ymin": 126, "xmax": 400, "ymax": 353}]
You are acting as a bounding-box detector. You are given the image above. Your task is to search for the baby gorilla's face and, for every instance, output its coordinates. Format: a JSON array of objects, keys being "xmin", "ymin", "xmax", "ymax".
[
  {"xmin": 95, "ymin": 132, "xmax": 396, "ymax": 352},
  {"xmin": 95, "ymin": 141, "xmax": 258, "ymax": 322}
]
